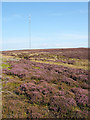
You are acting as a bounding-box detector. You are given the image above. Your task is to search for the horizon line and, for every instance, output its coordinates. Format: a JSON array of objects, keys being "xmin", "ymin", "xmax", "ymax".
[{"xmin": 0, "ymin": 47, "xmax": 89, "ymax": 52}]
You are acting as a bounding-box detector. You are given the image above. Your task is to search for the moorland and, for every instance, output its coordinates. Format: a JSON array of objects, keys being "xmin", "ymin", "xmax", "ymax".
[{"xmin": 1, "ymin": 48, "xmax": 89, "ymax": 119}]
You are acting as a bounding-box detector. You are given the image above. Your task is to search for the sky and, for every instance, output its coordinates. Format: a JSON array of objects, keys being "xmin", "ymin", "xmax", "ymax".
[{"xmin": 2, "ymin": 2, "xmax": 88, "ymax": 50}]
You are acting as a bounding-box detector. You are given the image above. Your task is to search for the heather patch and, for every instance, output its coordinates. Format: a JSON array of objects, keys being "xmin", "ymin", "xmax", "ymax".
[
  {"xmin": 61, "ymin": 76, "xmax": 78, "ymax": 86},
  {"xmin": 48, "ymin": 95, "xmax": 77, "ymax": 118},
  {"xmin": 71, "ymin": 88, "xmax": 88, "ymax": 108},
  {"xmin": 14, "ymin": 82, "xmax": 59, "ymax": 105},
  {"xmin": 2, "ymin": 48, "xmax": 89, "ymax": 119}
]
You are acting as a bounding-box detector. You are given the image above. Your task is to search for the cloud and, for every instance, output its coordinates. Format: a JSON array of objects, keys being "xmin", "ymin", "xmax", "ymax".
[
  {"xmin": 3, "ymin": 14, "xmax": 22, "ymax": 22},
  {"xmin": 2, "ymin": 32, "xmax": 88, "ymax": 50},
  {"xmin": 2, "ymin": 0, "xmax": 89, "ymax": 2},
  {"xmin": 2, "ymin": 37, "xmax": 30, "ymax": 50},
  {"xmin": 3, "ymin": 33, "xmax": 88, "ymax": 44},
  {"xmin": 59, "ymin": 33, "xmax": 88, "ymax": 40},
  {"xmin": 3, "ymin": 37, "xmax": 29, "ymax": 44},
  {"xmin": 12, "ymin": 14, "xmax": 22, "ymax": 19},
  {"xmin": 30, "ymin": 33, "xmax": 88, "ymax": 44},
  {"xmin": 50, "ymin": 13, "xmax": 63, "ymax": 16},
  {"xmin": 79, "ymin": 10, "xmax": 88, "ymax": 14},
  {"xmin": 50, "ymin": 9, "xmax": 88, "ymax": 17},
  {"xmin": 55, "ymin": 42, "xmax": 88, "ymax": 48}
]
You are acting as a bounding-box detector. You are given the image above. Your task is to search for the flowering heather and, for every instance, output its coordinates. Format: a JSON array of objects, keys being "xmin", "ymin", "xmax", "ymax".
[
  {"xmin": 2, "ymin": 48, "xmax": 89, "ymax": 119},
  {"xmin": 61, "ymin": 76, "xmax": 78, "ymax": 86},
  {"xmin": 71, "ymin": 88, "xmax": 88, "ymax": 107},
  {"xmin": 48, "ymin": 95, "xmax": 77, "ymax": 118}
]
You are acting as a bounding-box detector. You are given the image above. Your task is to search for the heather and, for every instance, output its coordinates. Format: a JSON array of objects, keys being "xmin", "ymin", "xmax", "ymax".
[{"xmin": 1, "ymin": 48, "xmax": 89, "ymax": 119}]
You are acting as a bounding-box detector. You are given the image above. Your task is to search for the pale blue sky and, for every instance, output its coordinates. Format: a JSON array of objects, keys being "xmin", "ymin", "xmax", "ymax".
[{"xmin": 2, "ymin": 2, "xmax": 88, "ymax": 50}]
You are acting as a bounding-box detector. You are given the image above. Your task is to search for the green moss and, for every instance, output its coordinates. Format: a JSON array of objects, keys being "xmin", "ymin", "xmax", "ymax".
[
  {"xmin": 2, "ymin": 63, "xmax": 11, "ymax": 70},
  {"xmin": 3, "ymin": 82, "xmax": 21, "ymax": 91},
  {"xmin": 76, "ymin": 85, "xmax": 79, "ymax": 87},
  {"xmin": 72, "ymin": 106, "xmax": 81, "ymax": 111},
  {"xmin": 32, "ymin": 66, "xmax": 40, "ymax": 69}
]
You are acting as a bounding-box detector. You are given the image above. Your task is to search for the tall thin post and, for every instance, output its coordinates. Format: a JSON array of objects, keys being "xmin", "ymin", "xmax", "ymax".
[{"xmin": 29, "ymin": 15, "xmax": 31, "ymax": 49}]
